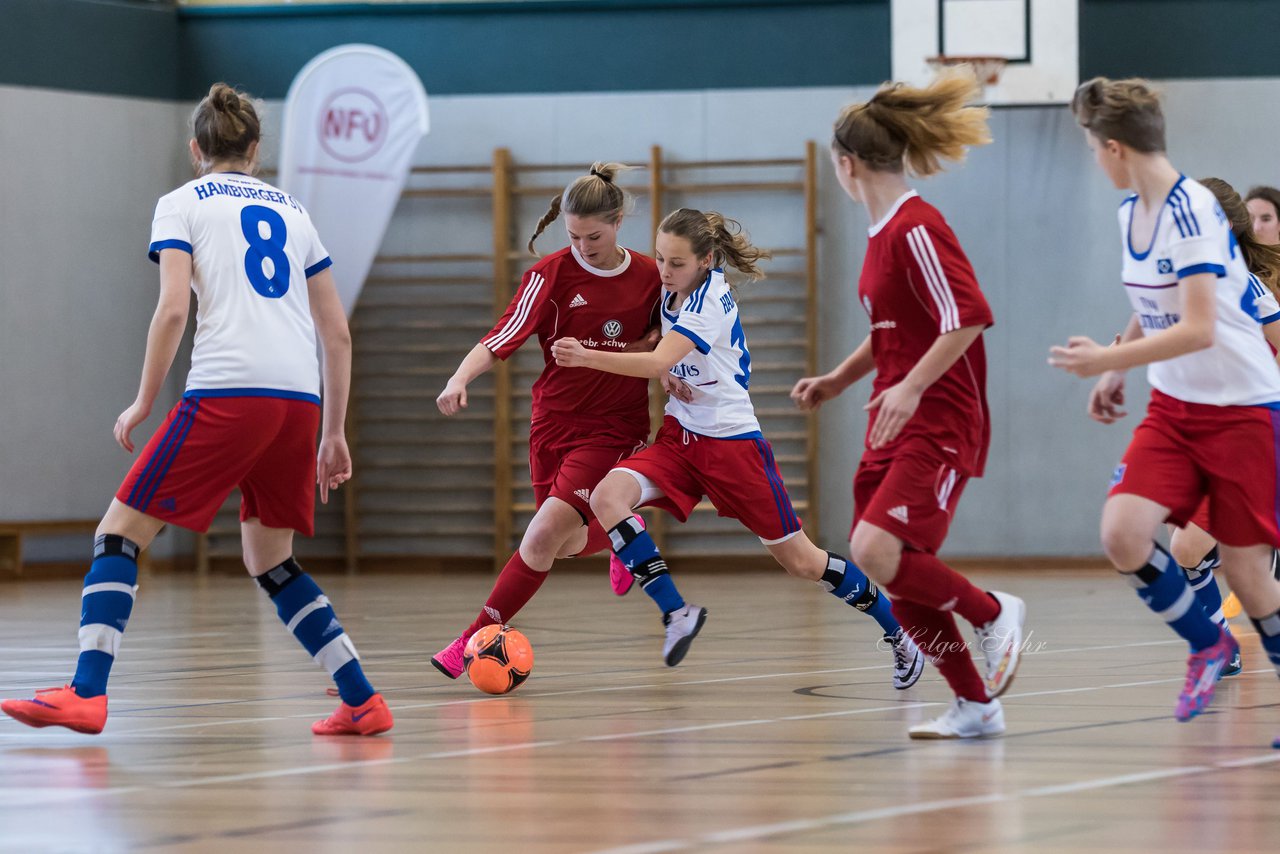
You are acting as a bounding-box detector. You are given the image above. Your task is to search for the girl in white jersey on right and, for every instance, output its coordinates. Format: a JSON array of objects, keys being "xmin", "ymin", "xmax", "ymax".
[
  {"xmin": 1163, "ymin": 177, "xmax": 1280, "ymax": 677},
  {"xmin": 552, "ymin": 209, "xmax": 924, "ymax": 687},
  {"xmin": 1, "ymin": 84, "xmax": 391, "ymax": 737},
  {"xmin": 1051, "ymin": 78, "xmax": 1280, "ymax": 734}
]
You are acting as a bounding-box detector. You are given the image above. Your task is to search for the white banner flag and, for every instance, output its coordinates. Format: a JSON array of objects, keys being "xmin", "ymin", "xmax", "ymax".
[{"xmin": 279, "ymin": 44, "xmax": 429, "ymax": 315}]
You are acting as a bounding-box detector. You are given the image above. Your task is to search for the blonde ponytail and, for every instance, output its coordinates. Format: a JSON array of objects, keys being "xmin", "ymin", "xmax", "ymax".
[{"xmin": 833, "ymin": 67, "xmax": 991, "ymax": 176}]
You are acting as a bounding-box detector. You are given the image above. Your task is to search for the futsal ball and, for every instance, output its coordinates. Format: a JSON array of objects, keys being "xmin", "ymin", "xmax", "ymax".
[{"xmin": 463, "ymin": 624, "xmax": 534, "ymax": 695}]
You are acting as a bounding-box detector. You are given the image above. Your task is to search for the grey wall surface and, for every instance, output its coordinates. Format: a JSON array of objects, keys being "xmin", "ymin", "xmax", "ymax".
[
  {"xmin": 0, "ymin": 84, "xmax": 191, "ymax": 558},
  {"xmin": 4, "ymin": 78, "xmax": 1279, "ymax": 559}
]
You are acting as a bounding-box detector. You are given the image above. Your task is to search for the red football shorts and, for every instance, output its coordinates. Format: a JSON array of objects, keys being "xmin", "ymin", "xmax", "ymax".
[
  {"xmin": 852, "ymin": 439, "xmax": 970, "ymax": 554},
  {"xmin": 1109, "ymin": 389, "xmax": 1280, "ymax": 548},
  {"xmin": 528, "ymin": 411, "xmax": 648, "ymax": 555},
  {"xmin": 1188, "ymin": 497, "xmax": 1211, "ymax": 533},
  {"xmin": 615, "ymin": 416, "xmax": 803, "ymax": 543},
  {"xmin": 117, "ymin": 395, "xmax": 321, "ymax": 535}
]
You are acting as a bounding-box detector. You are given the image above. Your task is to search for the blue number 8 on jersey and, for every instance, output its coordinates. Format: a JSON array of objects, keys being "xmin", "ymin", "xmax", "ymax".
[{"xmin": 241, "ymin": 204, "xmax": 291, "ymax": 298}]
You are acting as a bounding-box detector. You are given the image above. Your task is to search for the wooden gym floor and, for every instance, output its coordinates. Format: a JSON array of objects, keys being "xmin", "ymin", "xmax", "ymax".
[{"xmin": 0, "ymin": 566, "xmax": 1276, "ymax": 852}]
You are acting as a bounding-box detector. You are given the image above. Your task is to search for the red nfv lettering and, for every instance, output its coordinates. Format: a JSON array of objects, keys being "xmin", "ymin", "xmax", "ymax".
[{"xmin": 323, "ymin": 108, "xmax": 384, "ymax": 142}]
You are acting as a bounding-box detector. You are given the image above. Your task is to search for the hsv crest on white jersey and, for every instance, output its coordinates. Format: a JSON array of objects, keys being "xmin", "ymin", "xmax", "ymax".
[
  {"xmin": 1119, "ymin": 176, "xmax": 1280, "ymax": 406},
  {"xmin": 148, "ymin": 172, "xmax": 332, "ymax": 403},
  {"xmin": 663, "ymin": 268, "xmax": 760, "ymax": 438}
]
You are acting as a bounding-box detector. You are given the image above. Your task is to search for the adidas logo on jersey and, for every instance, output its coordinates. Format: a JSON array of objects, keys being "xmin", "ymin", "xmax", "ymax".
[
  {"xmin": 887, "ymin": 505, "xmax": 909, "ymax": 524},
  {"xmin": 568, "ymin": 293, "xmax": 589, "ymax": 309},
  {"xmin": 574, "ymin": 488, "xmax": 591, "ymax": 502}
]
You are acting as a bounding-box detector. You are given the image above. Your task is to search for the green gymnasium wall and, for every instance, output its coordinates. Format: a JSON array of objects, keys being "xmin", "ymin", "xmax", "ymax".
[
  {"xmin": 1079, "ymin": 0, "xmax": 1280, "ymax": 80},
  {"xmin": 2, "ymin": 1, "xmax": 1280, "ymax": 105},
  {"xmin": 0, "ymin": 0, "xmax": 180, "ymax": 99}
]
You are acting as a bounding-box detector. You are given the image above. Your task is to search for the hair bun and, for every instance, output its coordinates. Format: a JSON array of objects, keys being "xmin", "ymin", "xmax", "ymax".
[{"xmin": 209, "ymin": 83, "xmax": 241, "ymax": 114}]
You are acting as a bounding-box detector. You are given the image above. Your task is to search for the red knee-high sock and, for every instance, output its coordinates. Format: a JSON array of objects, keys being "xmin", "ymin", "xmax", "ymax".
[
  {"xmin": 887, "ymin": 551, "xmax": 1000, "ymax": 628},
  {"xmin": 465, "ymin": 551, "xmax": 548, "ymax": 639},
  {"xmin": 891, "ymin": 598, "xmax": 988, "ymax": 702}
]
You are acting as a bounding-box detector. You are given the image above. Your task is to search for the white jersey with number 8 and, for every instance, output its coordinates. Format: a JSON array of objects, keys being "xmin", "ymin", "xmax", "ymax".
[{"xmin": 148, "ymin": 171, "xmax": 332, "ymax": 403}]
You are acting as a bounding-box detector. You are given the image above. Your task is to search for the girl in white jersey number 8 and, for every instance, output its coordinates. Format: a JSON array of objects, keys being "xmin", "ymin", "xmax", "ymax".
[
  {"xmin": 1, "ymin": 84, "xmax": 391, "ymax": 738},
  {"xmin": 1051, "ymin": 78, "xmax": 1280, "ymax": 737},
  {"xmin": 553, "ymin": 210, "xmax": 924, "ymax": 684}
]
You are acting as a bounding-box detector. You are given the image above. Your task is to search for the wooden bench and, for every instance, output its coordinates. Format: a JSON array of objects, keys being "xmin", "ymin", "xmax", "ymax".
[{"xmin": 0, "ymin": 520, "xmax": 101, "ymax": 575}]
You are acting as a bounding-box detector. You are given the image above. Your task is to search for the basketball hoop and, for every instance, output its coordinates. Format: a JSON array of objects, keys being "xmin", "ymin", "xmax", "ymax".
[{"xmin": 925, "ymin": 55, "xmax": 1008, "ymax": 88}]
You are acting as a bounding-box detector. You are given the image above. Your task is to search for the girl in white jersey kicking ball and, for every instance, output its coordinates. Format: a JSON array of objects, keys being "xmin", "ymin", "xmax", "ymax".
[
  {"xmin": 551, "ymin": 209, "xmax": 924, "ymax": 688},
  {"xmin": 1, "ymin": 84, "xmax": 391, "ymax": 737},
  {"xmin": 1051, "ymin": 79, "xmax": 1280, "ymax": 736}
]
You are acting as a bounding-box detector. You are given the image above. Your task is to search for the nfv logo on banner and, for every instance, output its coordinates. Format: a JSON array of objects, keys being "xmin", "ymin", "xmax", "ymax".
[
  {"xmin": 280, "ymin": 44, "xmax": 430, "ymax": 315},
  {"xmin": 319, "ymin": 88, "xmax": 389, "ymax": 163}
]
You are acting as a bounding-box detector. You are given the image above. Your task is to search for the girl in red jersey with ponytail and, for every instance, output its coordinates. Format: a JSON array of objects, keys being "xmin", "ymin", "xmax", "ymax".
[
  {"xmin": 431, "ymin": 163, "xmax": 664, "ymax": 678},
  {"xmin": 792, "ymin": 69, "xmax": 1026, "ymax": 739}
]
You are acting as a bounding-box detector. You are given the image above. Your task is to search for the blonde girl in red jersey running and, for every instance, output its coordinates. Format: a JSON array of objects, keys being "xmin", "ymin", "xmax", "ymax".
[
  {"xmin": 1, "ymin": 84, "xmax": 390, "ymax": 737},
  {"xmin": 431, "ymin": 163, "xmax": 664, "ymax": 678},
  {"xmin": 791, "ymin": 69, "xmax": 1027, "ymax": 740},
  {"xmin": 1052, "ymin": 79, "xmax": 1280, "ymax": 732}
]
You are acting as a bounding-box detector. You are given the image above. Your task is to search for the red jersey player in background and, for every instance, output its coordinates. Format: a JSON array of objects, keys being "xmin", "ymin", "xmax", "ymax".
[
  {"xmin": 791, "ymin": 68, "xmax": 1027, "ymax": 740},
  {"xmin": 431, "ymin": 162, "xmax": 663, "ymax": 678}
]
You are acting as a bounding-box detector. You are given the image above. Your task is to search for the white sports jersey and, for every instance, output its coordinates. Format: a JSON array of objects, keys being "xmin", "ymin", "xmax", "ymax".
[
  {"xmin": 1247, "ymin": 272, "xmax": 1280, "ymax": 325},
  {"xmin": 1119, "ymin": 176, "xmax": 1280, "ymax": 406},
  {"xmin": 148, "ymin": 172, "xmax": 331, "ymax": 403},
  {"xmin": 662, "ymin": 269, "xmax": 761, "ymax": 438}
]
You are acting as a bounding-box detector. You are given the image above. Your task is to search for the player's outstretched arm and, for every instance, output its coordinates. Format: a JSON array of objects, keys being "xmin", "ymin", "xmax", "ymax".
[
  {"xmin": 1050, "ymin": 275, "xmax": 1215, "ymax": 377},
  {"xmin": 308, "ymin": 267, "xmax": 352, "ymax": 504},
  {"xmin": 791, "ymin": 335, "xmax": 873, "ymax": 412},
  {"xmin": 115, "ymin": 248, "xmax": 191, "ymax": 453},
  {"xmin": 552, "ymin": 332, "xmax": 696, "ymax": 378},
  {"xmin": 438, "ymin": 343, "xmax": 499, "ymax": 416}
]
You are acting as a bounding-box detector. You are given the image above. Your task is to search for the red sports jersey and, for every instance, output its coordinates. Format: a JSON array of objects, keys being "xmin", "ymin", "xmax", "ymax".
[
  {"xmin": 859, "ymin": 192, "xmax": 993, "ymax": 476},
  {"xmin": 482, "ymin": 246, "xmax": 662, "ymax": 419}
]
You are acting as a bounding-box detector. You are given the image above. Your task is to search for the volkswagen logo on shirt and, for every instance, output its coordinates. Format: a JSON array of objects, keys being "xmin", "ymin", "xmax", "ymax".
[{"xmin": 602, "ymin": 320, "xmax": 623, "ymax": 339}]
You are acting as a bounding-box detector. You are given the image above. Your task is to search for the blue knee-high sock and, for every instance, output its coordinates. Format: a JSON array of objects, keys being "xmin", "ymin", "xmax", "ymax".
[
  {"xmin": 71, "ymin": 535, "xmax": 141, "ymax": 698},
  {"xmin": 1251, "ymin": 609, "xmax": 1280, "ymax": 678},
  {"xmin": 819, "ymin": 553, "xmax": 900, "ymax": 635},
  {"xmin": 1126, "ymin": 543, "xmax": 1220, "ymax": 652},
  {"xmin": 1181, "ymin": 546, "xmax": 1226, "ymax": 625},
  {"xmin": 607, "ymin": 517, "xmax": 684, "ymax": 615},
  {"xmin": 256, "ymin": 558, "xmax": 374, "ymax": 707}
]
